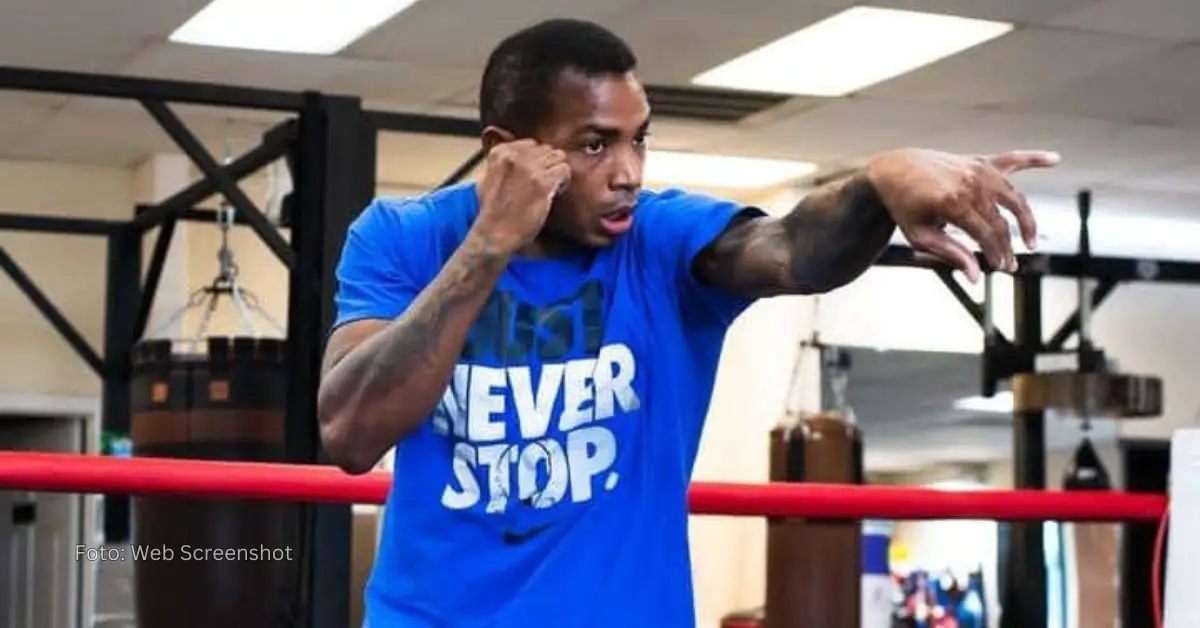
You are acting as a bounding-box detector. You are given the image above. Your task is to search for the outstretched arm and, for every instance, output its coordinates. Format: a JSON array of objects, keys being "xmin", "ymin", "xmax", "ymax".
[
  {"xmin": 693, "ymin": 148, "xmax": 1061, "ymax": 298},
  {"xmin": 693, "ymin": 171, "xmax": 893, "ymax": 297}
]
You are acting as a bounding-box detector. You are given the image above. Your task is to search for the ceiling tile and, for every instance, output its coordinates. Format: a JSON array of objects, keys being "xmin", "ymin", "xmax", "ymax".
[
  {"xmin": 349, "ymin": 0, "xmax": 643, "ymax": 70},
  {"xmin": 1047, "ymin": 0, "xmax": 1200, "ymax": 41},
  {"xmin": 0, "ymin": 35, "xmax": 147, "ymax": 74},
  {"xmin": 1012, "ymin": 44, "xmax": 1200, "ymax": 126},
  {"xmin": 917, "ymin": 112, "xmax": 1122, "ymax": 190},
  {"xmin": 912, "ymin": 109, "xmax": 1118, "ymax": 184},
  {"xmin": 0, "ymin": 0, "xmax": 216, "ymax": 39},
  {"xmin": 918, "ymin": 114, "xmax": 1200, "ymax": 191},
  {"xmin": 918, "ymin": 111, "xmax": 1121, "ymax": 154},
  {"xmin": 117, "ymin": 43, "xmax": 481, "ymax": 122},
  {"xmin": 739, "ymin": 98, "xmax": 985, "ymax": 163},
  {"xmin": 120, "ymin": 43, "xmax": 372, "ymax": 92},
  {"xmin": 860, "ymin": 27, "xmax": 1167, "ymax": 108},
  {"xmin": 317, "ymin": 63, "xmax": 480, "ymax": 108},
  {"xmin": 7, "ymin": 98, "xmax": 279, "ymax": 170},
  {"xmin": 0, "ymin": 0, "xmax": 214, "ymax": 72},
  {"xmin": 602, "ymin": 0, "xmax": 854, "ymax": 84}
]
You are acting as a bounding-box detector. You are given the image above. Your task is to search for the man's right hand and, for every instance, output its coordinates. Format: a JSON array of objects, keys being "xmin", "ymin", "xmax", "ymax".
[{"xmin": 473, "ymin": 139, "xmax": 571, "ymax": 253}]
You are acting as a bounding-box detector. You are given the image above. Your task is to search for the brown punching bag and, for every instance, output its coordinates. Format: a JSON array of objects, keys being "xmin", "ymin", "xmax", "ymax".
[
  {"xmin": 765, "ymin": 412, "xmax": 864, "ymax": 628},
  {"xmin": 129, "ymin": 337, "xmax": 297, "ymax": 628}
]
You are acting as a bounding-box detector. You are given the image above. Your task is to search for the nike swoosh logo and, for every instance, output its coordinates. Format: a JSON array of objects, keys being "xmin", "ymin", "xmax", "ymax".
[{"xmin": 503, "ymin": 524, "xmax": 552, "ymax": 545}]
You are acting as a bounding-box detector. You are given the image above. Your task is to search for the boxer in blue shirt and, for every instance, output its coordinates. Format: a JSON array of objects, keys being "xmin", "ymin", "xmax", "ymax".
[{"xmin": 317, "ymin": 18, "xmax": 1058, "ymax": 628}]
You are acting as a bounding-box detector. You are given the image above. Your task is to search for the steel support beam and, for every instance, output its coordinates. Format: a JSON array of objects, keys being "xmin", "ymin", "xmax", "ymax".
[
  {"xmin": 877, "ymin": 243, "xmax": 1200, "ymax": 284},
  {"xmin": 0, "ymin": 65, "xmax": 304, "ymax": 111},
  {"xmin": 135, "ymin": 205, "xmax": 254, "ymax": 227},
  {"xmin": 140, "ymin": 99, "xmax": 295, "ymax": 269},
  {"xmin": 0, "ymin": 213, "xmax": 117, "ymax": 236},
  {"xmin": 1046, "ymin": 278, "xmax": 1119, "ymax": 351},
  {"xmin": 131, "ymin": 122, "xmax": 293, "ymax": 233},
  {"xmin": 287, "ymin": 91, "xmax": 377, "ymax": 628},
  {"xmin": 134, "ymin": 217, "xmax": 178, "ymax": 341},
  {"xmin": 100, "ymin": 225, "xmax": 143, "ymax": 543},
  {"xmin": 999, "ymin": 274, "xmax": 1048, "ymax": 628}
]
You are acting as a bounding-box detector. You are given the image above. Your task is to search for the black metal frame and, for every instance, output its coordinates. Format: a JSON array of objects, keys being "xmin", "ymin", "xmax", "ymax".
[{"xmin": 0, "ymin": 65, "xmax": 479, "ymax": 628}]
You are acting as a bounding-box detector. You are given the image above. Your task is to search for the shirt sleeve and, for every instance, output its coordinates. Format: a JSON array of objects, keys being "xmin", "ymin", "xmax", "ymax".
[
  {"xmin": 635, "ymin": 189, "xmax": 767, "ymax": 328},
  {"xmin": 331, "ymin": 197, "xmax": 427, "ymax": 331}
]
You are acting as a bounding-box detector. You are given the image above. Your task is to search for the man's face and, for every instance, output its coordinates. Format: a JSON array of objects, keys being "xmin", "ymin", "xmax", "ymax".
[{"xmin": 534, "ymin": 69, "xmax": 650, "ymax": 249}]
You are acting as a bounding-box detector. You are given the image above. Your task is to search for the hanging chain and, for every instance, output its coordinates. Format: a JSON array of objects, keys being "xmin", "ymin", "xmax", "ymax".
[
  {"xmin": 826, "ymin": 349, "xmax": 850, "ymax": 414},
  {"xmin": 145, "ymin": 124, "xmax": 285, "ymax": 345},
  {"xmin": 215, "ymin": 196, "xmax": 238, "ymax": 289}
]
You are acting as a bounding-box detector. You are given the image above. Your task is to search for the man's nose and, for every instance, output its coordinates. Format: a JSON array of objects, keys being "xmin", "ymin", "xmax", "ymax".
[{"xmin": 610, "ymin": 152, "xmax": 642, "ymax": 191}]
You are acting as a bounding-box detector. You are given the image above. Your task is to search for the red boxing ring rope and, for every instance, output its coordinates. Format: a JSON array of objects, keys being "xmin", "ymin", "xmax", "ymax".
[{"xmin": 0, "ymin": 451, "xmax": 1167, "ymax": 521}]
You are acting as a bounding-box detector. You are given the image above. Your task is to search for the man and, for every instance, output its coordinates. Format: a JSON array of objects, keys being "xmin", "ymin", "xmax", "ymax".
[{"xmin": 317, "ymin": 18, "xmax": 1057, "ymax": 628}]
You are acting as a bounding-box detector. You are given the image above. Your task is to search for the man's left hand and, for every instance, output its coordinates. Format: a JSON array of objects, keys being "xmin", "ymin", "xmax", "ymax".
[{"xmin": 865, "ymin": 148, "xmax": 1061, "ymax": 283}]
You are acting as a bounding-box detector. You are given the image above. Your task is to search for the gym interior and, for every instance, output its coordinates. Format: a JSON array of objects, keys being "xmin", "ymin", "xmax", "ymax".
[{"xmin": 0, "ymin": 1, "xmax": 1195, "ymax": 627}]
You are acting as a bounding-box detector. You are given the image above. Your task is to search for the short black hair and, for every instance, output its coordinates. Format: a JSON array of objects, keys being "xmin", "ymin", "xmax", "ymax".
[{"xmin": 479, "ymin": 19, "xmax": 638, "ymax": 135}]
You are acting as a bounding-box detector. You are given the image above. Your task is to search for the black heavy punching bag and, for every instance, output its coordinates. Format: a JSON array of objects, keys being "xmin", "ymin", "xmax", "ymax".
[{"xmin": 129, "ymin": 337, "xmax": 297, "ymax": 627}]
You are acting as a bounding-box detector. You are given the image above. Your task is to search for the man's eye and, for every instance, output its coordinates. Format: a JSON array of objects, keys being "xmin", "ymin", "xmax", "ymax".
[{"xmin": 584, "ymin": 140, "xmax": 606, "ymax": 155}]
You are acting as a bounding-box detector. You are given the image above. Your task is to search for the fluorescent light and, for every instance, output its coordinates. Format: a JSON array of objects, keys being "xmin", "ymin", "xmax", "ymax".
[
  {"xmin": 692, "ymin": 7, "xmax": 1013, "ymax": 96},
  {"xmin": 953, "ymin": 391, "xmax": 1013, "ymax": 413},
  {"xmin": 645, "ymin": 151, "xmax": 817, "ymax": 189},
  {"xmin": 169, "ymin": 0, "xmax": 420, "ymax": 55}
]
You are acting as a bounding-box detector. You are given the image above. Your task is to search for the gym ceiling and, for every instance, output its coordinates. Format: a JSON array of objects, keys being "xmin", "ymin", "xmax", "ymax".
[{"xmin": 1, "ymin": 0, "xmax": 1199, "ymax": 217}]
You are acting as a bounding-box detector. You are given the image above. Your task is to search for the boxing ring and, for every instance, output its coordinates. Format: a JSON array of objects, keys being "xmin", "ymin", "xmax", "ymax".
[{"xmin": 0, "ymin": 440, "xmax": 1190, "ymax": 628}]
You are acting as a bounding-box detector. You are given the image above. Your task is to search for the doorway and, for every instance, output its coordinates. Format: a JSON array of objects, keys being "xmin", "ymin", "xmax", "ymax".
[{"xmin": 0, "ymin": 395, "xmax": 99, "ymax": 628}]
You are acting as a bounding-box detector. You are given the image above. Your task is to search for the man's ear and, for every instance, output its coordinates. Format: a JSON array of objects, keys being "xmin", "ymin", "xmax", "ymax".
[{"xmin": 480, "ymin": 125, "xmax": 517, "ymax": 152}]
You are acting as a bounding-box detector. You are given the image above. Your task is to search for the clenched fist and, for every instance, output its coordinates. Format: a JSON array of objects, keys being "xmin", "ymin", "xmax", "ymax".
[
  {"xmin": 472, "ymin": 139, "xmax": 572, "ymax": 254},
  {"xmin": 865, "ymin": 148, "xmax": 1060, "ymax": 282}
]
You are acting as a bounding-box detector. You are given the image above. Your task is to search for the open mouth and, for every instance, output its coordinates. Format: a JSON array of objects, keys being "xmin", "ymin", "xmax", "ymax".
[{"xmin": 599, "ymin": 208, "xmax": 634, "ymax": 235}]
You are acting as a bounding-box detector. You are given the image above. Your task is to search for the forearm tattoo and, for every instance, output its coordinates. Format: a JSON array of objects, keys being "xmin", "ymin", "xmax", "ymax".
[
  {"xmin": 322, "ymin": 233, "xmax": 508, "ymax": 432},
  {"xmin": 696, "ymin": 172, "xmax": 894, "ymax": 297},
  {"xmin": 776, "ymin": 172, "xmax": 894, "ymax": 293}
]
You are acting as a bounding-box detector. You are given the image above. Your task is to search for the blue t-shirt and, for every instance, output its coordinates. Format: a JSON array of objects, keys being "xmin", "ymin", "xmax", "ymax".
[{"xmin": 332, "ymin": 182, "xmax": 763, "ymax": 627}]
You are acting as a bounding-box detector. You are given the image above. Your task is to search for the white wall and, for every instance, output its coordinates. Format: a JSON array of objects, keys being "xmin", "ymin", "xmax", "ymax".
[{"xmin": 0, "ymin": 159, "xmax": 134, "ymax": 397}]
